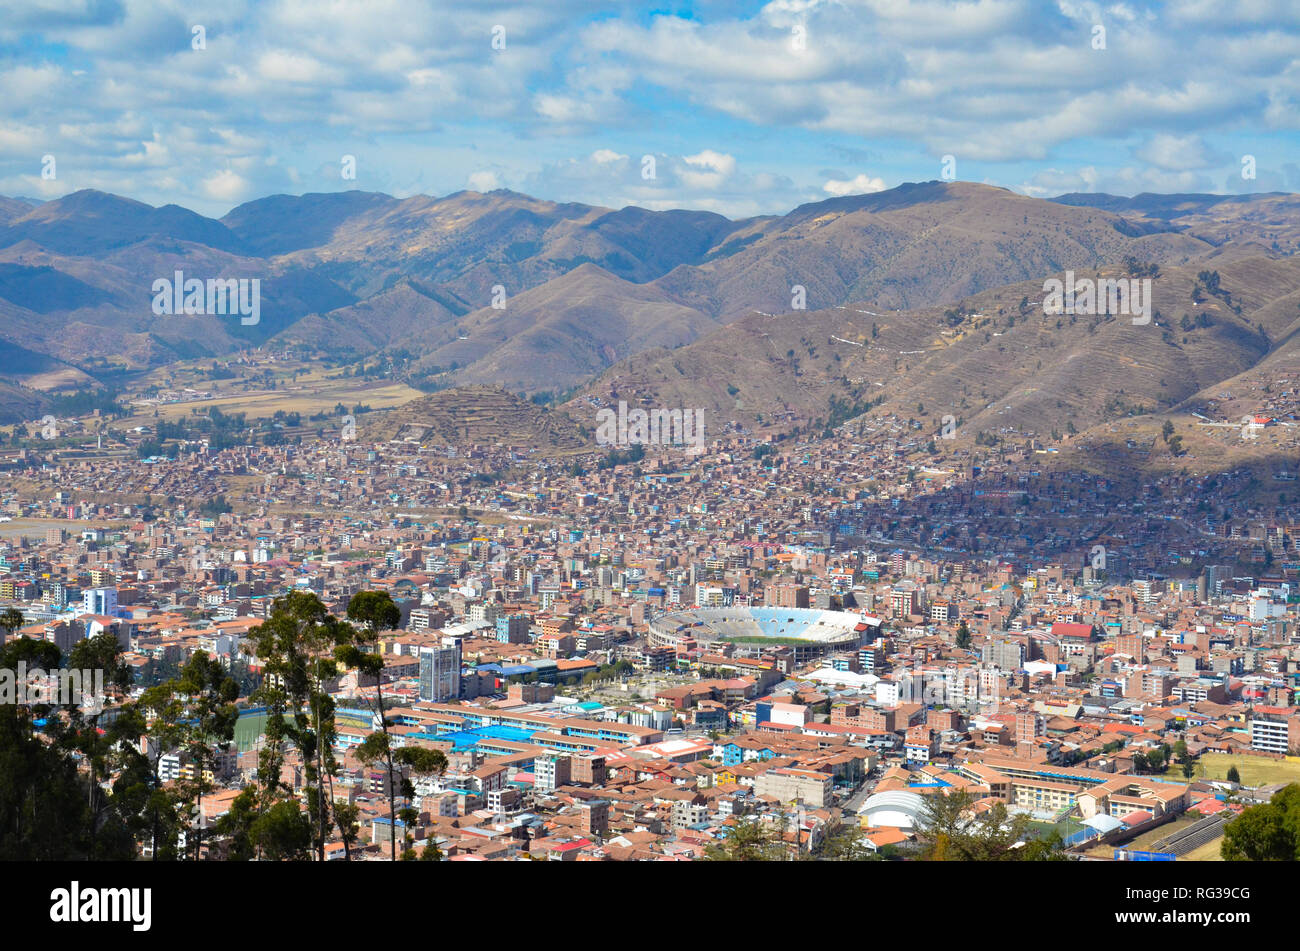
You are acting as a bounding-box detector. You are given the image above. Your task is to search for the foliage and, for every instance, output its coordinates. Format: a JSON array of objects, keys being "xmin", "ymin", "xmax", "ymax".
[
  {"xmin": 703, "ymin": 815, "xmax": 787, "ymax": 861},
  {"xmin": 1221, "ymin": 784, "xmax": 1300, "ymax": 860},
  {"xmin": 916, "ymin": 789, "xmax": 1065, "ymax": 861}
]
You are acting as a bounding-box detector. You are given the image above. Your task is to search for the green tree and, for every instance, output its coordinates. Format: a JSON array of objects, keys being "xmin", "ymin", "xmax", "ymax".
[
  {"xmin": 60, "ymin": 632, "xmax": 138, "ymax": 859},
  {"xmin": 703, "ymin": 815, "xmax": 786, "ymax": 861},
  {"xmin": 246, "ymin": 590, "xmax": 357, "ymax": 861},
  {"xmin": 916, "ymin": 789, "xmax": 1060, "ymax": 861},
  {"xmin": 172, "ymin": 652, "xmax": 239, "ymax": 860},
  {"xmin": 1226, "ymin": 765, "xmax": 1241, "ymax": 785},
  {"xmin": 250, "ymin": 799, "xmax": 313, "ymax": 861},
  {"xmin": 0, "ymin": 639, "xmax": 136, "ymax": 860},
  {"xmin": 1221, "ymin": 785, "xmax": 1300, "ymax": 860},
  {"xmin": 337, "ymin": 590, "xmax": 402, "ymax": 860},
  {"xmin": 0, "ymin": 607, "xmax": 24, "ymax": 638},
  {"xmin": 955, "ymin": 620, "xmax": 972, "ymax": 650}
]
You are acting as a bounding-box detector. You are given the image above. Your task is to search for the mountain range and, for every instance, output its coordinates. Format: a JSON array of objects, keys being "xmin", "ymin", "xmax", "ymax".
[{"xmin": 2, "ymin": 182, "xmax": 1299, "ymax": 452}]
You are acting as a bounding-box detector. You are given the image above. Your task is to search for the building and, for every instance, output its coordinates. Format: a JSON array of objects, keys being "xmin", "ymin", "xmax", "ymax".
[
  {"xmin": 753, "ymin": 768, "xmax": 832, "ymax": 807},
  {"xmin": 82, "ymin": 587, "xmax": 118, "ymax": 617},
  {"xmin": 571, "ymin": 754, "xmax": 607, "ymax": 786},
  {"xmin": 1250, "ymin": 709, "xmax": 1295, "ymax": 754},
  {"xmin": 418, "ymin": 644, "xmax": 461, "ymax": 702},
  {"xmin": 495, "ymin": 613, "xmax": 531, "ymax": 644},
  {"xmin": 534, "ymin": 753, "xmax": 572, "ymax": 793}
]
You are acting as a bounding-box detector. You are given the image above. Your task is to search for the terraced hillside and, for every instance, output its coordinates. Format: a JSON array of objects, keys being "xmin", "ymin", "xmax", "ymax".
[{"xmin": 370, "ymin": 385, "xmax": 589, "ymax": 452}]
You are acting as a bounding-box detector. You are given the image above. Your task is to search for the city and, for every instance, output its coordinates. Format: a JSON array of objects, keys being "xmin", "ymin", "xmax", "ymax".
[{"xmin": 0, "ymin": 0, "xmax": 1296, "ymax": 936}]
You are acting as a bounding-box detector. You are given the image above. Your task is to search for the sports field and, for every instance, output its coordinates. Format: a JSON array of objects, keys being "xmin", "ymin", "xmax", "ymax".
[{"xmin": 1196, "ymin": 753, "xmax": 1300, "ymax": 787}]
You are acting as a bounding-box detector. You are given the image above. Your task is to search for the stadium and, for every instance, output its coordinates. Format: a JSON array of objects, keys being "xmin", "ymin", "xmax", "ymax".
[{"xmin": 648, "ymin": 607, "xmax": 879, "ymax": 664}]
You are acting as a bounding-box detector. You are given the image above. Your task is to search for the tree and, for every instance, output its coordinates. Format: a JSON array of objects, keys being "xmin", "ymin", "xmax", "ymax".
[
  {"xmin": 0, "ymin": 607, "xmax": 24, "ymax": 639},
  {"xmin": 171, "ymin": 652, "xmax": 239, "ymax": 860},
  {"xmin": 249, "ymin": 799, "xmax": 313, "ymax": 861},
  {"xmin": 703, "ymin": 815, "xmax": 786, "ymax": 861},
  {"xmin": 1221, "ymin": 785, "xmax": 1300, "ymax": 860},
  {"xmin": 337, "ymin": 590, "xmax": 402, "ymax": 860},
  {"xmin": 916, "ymin": 789, "xmax": 1061, "ymax": 861},
  {"xmin": 246, "ymin": 591, "xmax": 357, "ymax": 861},
  {"xmin": 333, "ymin": 801, "xmax": 361, "ymax": 862},
  {"xmin": 1144, "ymin": 746, "xmax": 1168, "ymax": 773},
  {"xmin": 955, "ymin": 621, "xmax": 972, "ymax": 650},
  {"xmin": 0, "ymin": 639, "xmax": 136, "ymax": 860},
  {"xmin": 1226, "ymin": 765, "xmax": 1241, "ymax": 785},
  {"xmin": 353, "ymin": 738, "xmax": 448, "ymax": 861},
  {"xmin": 61, "ymin": 632, "xmax": 138, "ymax": 859},
  {"xmin": 809, "ymin": 816, "xmax": 872, "ymax": 861}
]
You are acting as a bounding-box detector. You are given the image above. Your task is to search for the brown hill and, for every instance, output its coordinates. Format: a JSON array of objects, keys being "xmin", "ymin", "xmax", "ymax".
[
  {"xmin": 410, "ymin": 263, "xmax": 719, "ymax": 393},
  {"xmin": 1, "ymin": 181, "xmax": 1298, "ymax": 408},
  {"xmin": 574, "ymin": 255, "xmax": 1300, "ymax": 448},
  {"xmin": 369, "ymin": 385, "xmax": 588, "ymax": 451}
]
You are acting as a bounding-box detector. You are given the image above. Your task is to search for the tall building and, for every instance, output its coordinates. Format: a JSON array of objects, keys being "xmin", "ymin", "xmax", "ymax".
[
  {"xmin": 1250, "ymin": 709, "xmax": 1295, "ymax": 755},
  {"xmin": 571, "ymin": 754, "xmax": 607, "ymax": 786},
  {"xmin": 889, "ymin": 586, "xmax": 919, "ymax": 618},
  {"xmin": 982, "ymin": 637, "xmax": 1025, "ymax": 670},
  {"xmin": 495, "ymin": 613, "xmax": 531, "ymax": 644},
  {"xmin": 534, "ymin": 753, "xmax": 572, "ymax": 793},
  {"xmin": 82, "ymin": 587, "xmax": 118, "ymax": 617},
  {"xmin": 418, "ymin": 644, "xmax": 461, "ymax": 703},
  {"xmin": 1015, "ymin": 711, "xmax": 1041, "ymax": 747}
]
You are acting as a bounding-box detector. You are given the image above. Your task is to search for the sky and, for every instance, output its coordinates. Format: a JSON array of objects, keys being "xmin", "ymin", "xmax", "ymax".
[{"xmin": 2, "ymin": 0, "xmax": 1299, "ymax": 219}]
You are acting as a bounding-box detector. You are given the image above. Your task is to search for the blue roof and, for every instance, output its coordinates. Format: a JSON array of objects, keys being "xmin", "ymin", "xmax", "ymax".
[{"xmin": 439, "ymin": 725, "xmax": 539, "ymax": 750}]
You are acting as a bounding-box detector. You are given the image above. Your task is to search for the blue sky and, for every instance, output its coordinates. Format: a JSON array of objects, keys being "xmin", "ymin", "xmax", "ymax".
[{"xmin": 2, "ymin": 0, "xmax": 1298, "ymax": 218}]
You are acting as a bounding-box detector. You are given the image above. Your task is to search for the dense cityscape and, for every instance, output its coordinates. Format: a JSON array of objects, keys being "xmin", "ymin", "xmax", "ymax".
[
  {"xmin": 2, "ymin": 2, "xmax": 1298, "ymax": 938},
  {"xmin": 1, "ymin": 403, "xmax": 1297, "ymax": 864}
]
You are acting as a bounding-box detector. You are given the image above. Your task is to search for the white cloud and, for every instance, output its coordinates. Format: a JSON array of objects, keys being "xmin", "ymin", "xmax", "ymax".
[
  {"xmin": 1136, "ymin": 133, "xmax": 1223, "ymax": 171},
  {"xmin": 680, "ymin": 150, "xmax": 737, "ymax": 189},
  {"xmin": 467, "ymin": 170, "xmax": 502, "ymax": 192},
  {"xmin": 255, "ymin": 50, "xmax": 332, "ymax": 84},
  {"xmin": 0, "ymin": 1, "xmax": 1293, "ymax": 215},
  {"xmin": 823, "ymin": 173, "xmax": 886, "ymax": 196},
  {"xmin": 201, "ymin": 169, "xmax": 251, "ymax": 201}
]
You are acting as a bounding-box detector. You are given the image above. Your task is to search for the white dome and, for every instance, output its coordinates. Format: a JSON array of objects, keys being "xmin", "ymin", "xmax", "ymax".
[{"xmin": 858, "ymin": 790, "xmax": 926, "ymax": 829}]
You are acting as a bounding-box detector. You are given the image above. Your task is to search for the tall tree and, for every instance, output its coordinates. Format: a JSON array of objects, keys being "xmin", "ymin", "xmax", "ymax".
[
  {"xmin": 61, "ymin": 632, "xmax": 136, "ymax": 859},
  {"xmin": 337, "ymin": 589, "xmax": 402, "ymax": 860},
  {"xmin": 172, "ymin": 652, "xmax": 239, "ymax": 860},
  {"xmin": 246, "ymin": 591, "xmax": 356, "ymax": 861}
]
